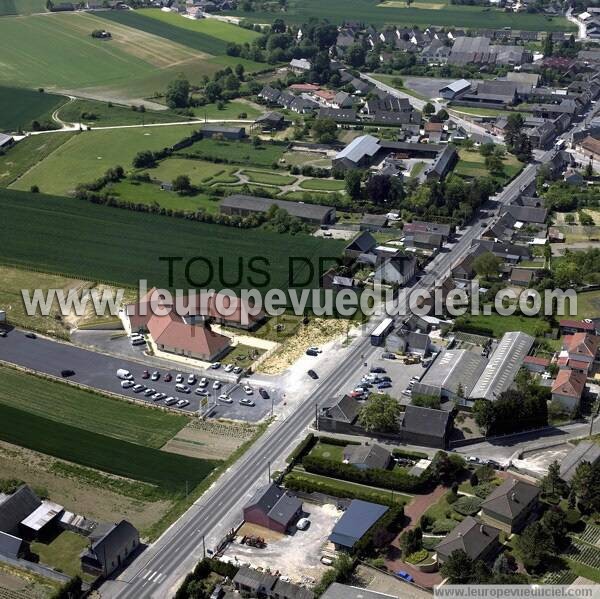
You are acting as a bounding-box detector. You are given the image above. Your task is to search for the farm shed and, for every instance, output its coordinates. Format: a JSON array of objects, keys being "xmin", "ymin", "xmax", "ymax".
[{"xmin": 243, "ymin": 483, "xmax": 303, "ymax": 533}]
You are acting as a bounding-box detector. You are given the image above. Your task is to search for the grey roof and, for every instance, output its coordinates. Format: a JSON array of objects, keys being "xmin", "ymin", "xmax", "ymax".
[
  {"xmin": 481, "ymin": 478, "xmax": 540, "ymax": 519},
  {"xmin": 259, "ymin": 85, "xmax": 281, "ymax": 102},
  {"xmin": 346, "ymin": 231, "xmax": 377, "ymax": 253},
  {"xmin": 321, "ymin": 394, "xmax": 360, "ymax": 423},
  {"xmin": 233, "ymin": 566, "xmax": 277, "ymax": 591},
  {"xmin": 0, "ymin": 133, "xmax": 13, "ymax": 147},
  {"xmin": 404, "ymin": 221, "xmax": 451, "ymax": 237},
  {"xmin": 318, "ymin": 107, "xmax": 358, "ymax": 123},
  {"xmin": 503, "ymin": 205, "xmax": 548, "ymax": 224},
  {"xmin": 427, "ymin": 145, "xmax": 458, "ymax": 178},
  {"xmin": 201, "ymin": 124, "xmax": 244, "ymax": 135},
  {"xmin": 83, "ymin": 520, "xmax": 138, "ymax": 568},
  {"xmin": 321, "ymin": 584, "xmax": 396, "ymax": 599},
  {"xmin": 329, "ymin": 500, "xmax": 388, "ymax": 548},
  {"xmin": 244, "ymin": 483, "xmax": 302, "ymax": 527},
  {"xmin": 414, "ymin": 349, "xmax": 489, "ymax": 398},
  {"xmin": 436, "ymin": 516, "xmax": 500, "ymax": 561},
  {"xmin": 220, "ymin": 194, "xmax": 333, "ymax": 222},
  {"xmin": 256, "ymin": 111, "xmax": 284, "ymax": 124},
  {"xmin": 343, "ymin": 444, "xmax": 391, "ymax": 469},
  {"xmin": 362, "ymin": 213, "xmax": 388, "ymax": 226},
  {"xmin": 0, "ymin": 485, "xmax": 41, "ymax": 535},
  {"xmin": 273, "ymin": 578, "xmax": 315, "ymax": 599},
  {"xmin": 335, "ymin": 135, "xmax": 380, "ymax": 164},
  {"xmin": 469, "ymin": 332, "xmax": 535, "ymax": 401},
  {"xmin": 0, "ymin": 531, "xmax": 24, "ymax": 558},
  {"xmin": 560, "ymin": 441, "xmax": 600, "ymax": 482},
  {"xmin": 400, "ymin": 405, "xmax": 451, "ymax": 439},
  {"xmin": 440, "ymin": 79, "xmax": 471, "ymax": 94}
]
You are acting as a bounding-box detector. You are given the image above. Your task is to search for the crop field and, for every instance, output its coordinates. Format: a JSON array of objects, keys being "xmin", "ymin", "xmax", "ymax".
[
  {"xmin": 136, "ymin": 8, "xmax": 260, "ymax": 44},
  {"xmin": 0, "ymin": 189, "xmax": 346, "ymax": 292},
  {"xmin": 0, "ymin": 402, "xmax": 217, "ymax": 492},
  {"xmin": 0, "ymin": 366, "xmax": 188, "ymax": 447},
  {"xmin": 56, "ymin": 98, "xmax": 191, "ymax": 127},
  {"xmin": 12, "ymin": 125, "xmax": 201, "ymax": 195},
  {"xmin": 184, "ymin": 137, "xmax": 286, "ymax": 166},
  {"xmin": 0, "ymin": 86, "xmax": 66, "ymax": 132},
  {"xmin": 225, "ymin": 0, "xmax": 573, "ymax": 31},
  {"xmin": 0, "ymin": 131, "xmax": 73, "ymax": 187},
  {"xmin": 0, "ymin": 0, "xmax": 47, "ymax": 15}
]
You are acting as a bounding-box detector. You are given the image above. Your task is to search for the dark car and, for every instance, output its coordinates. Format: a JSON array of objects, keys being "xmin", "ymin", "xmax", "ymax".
[
  {"xmin": 25, "ymin": 332, "xmax": 37, "ymax": 339},
  {"xmin": 308, "ymin": 369, "xmax": 318, "ymax": 379},
  {"xmin": 381, "ymin": 352, "xmax": 396, "ymax": 360},
  {"xmin": 141, "ymin": 370, "xmax": 150, "ymax": 379},
  {"xmin": 164, "ymin": 373, "xmax": 173, "ymax": 382},
  {"xmin": 259, "ymin": 388, "xmax": 269, "ymax": 399},
  {"xmin": 370, "ymin": 366, "xmax": 386, "ymax": 374},
  {"xmin": 306, "ymin": 348, "xmax": 319, "ymax": 356},
  {"xmin": 0, "ymin": 331, "xmax": 7, "ymax": 338},
  {"xmin": 60, "ymin": 369, "xmax": 75, "ymax": 378}
]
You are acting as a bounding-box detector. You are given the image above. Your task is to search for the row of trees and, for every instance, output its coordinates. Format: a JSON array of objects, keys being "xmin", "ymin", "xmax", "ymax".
[{"xmin": 503, "ymin": 114, "xmax": 533, "ymax": 163}]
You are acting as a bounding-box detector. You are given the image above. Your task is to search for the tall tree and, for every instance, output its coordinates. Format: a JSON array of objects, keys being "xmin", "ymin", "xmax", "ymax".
[
  {"xmin": 345, "ymin": 169, "xmax": 362, "ymax": 200},
  {"xmin": 165, "ymin": 75, "xmax": 190, "ymax": 109},
  {"xmin": 517, "ymin": 522, "xmax": 554, "ymax": 571},
  {"xmin": 440, "ymin": 550, "xmax": 475, "ymax": 583},
  {"xmin": 358, "ymin": 394, "xmax": 402, "ymax": 432}
]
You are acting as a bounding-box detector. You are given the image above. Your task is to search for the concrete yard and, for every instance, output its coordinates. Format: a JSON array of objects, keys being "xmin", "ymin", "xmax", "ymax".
[
  {"xmin": 512, "ymin": 443, "xmax": 572, "ymax": 478},
  {"xmin": 222, "ymin": 503, "xmax": 342, "ymax": 585}
]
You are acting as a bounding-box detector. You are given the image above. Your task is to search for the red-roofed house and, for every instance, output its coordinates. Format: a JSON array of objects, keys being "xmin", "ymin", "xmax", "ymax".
[
  {"xmin": 523, "ymin": 355, "xmax": 550, "ymax": 374},
  {"xmin": 551, "ymin": 369, "xmax": 587, "ymax": 412},
  {"xmin": 559, "ymin": 320, "xmax": 596, "ymax": 335},
  {"xmin": 561, "ymin": 333, "xmax": 600, "ymax": 375}
]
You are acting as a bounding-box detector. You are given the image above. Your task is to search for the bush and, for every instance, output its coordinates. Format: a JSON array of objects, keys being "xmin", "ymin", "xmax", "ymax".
[
  {"xmin": 473, "ymin": 482, "xmax": 496, "ymax": 498},
  {"xmin": 286, "ymin": 433, "xmax": 316, "ymax": 465},
  {"xmin": 446, "ymin": 491, "xmax": 458, "ymax": 505},
  {"xmin": 422, "ymin": 536, "xmax": 441, "ymax": 551},
  {"xmin": 453, "ymin": 496, "xmax": 483, "ymax": 516},
  {"xmin": 565, "ymin": 508, "xmax": 582, "ymax": 528},
  {"xmin": 393, "ymin": 449, "xmax": 429, "ymax": 460},
  {"xmin": 432, "ymin": 519, "xmax": 458, "ymax": 534},
  {"xmin": 406, "ymin": 549, "xmax": 429, "ymax": 564}
]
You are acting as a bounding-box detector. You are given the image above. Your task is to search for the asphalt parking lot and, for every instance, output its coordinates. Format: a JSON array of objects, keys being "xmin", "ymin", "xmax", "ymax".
[
  {"xmin": 346, "ymin": 350, "xmax": 425, "ymax": 404},
  {"xmin": 0, "ymin": 328, "xmax": 279, "ymax": 422}
]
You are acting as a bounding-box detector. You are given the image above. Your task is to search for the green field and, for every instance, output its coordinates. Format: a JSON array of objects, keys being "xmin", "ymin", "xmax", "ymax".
[
  {"xmin": 31, "ymin": 532, "xmax": 92, "ymax": 582},
  {"xmin": 184, "ymin": 137, "xmax": 286, "ymax": 166},
  {"xmin": 136, "ymin": 8, "xmax": 260, "ymax": 44},
  {"xmin": 0, "ymin": 189, "xmax": 346, "ymax": 292},
  {"xmin": 56, "ymin": 98, "xmax": 191, "ymax": 127},
  {"xmin": 144, "ymin": 157, "xmax": 236, "ymax": 186},
  {"xmin": 454, "ymin": 149, "xmax": 523, "ymax": 185},
  {"xmin": 455, "ymin": 313, "xmax": 549, "ymax": 338},
  {"xmin": 569, "ymin": 289, "xmax": 600, "ymax": 320},
  {"xmin": 190, "ymin": 100, "xmax": 263, "ymax": 120},
  {"xmin": 12, "ymin": 125, "xmax": 201, "ymax": 195},
  {"xmin": 0, "ymin": 86, "xmax": 65, "ymax": 132},
  {"xmin": 299, "ymin": 178, "xmax": 345, "ymax": 192},
  {"xmin": 225, "ymin": 0, "xmax": 573, "ymax": 31},
  {"xmin": 0, "ymin": 0, "xmax": 47, "ymax": 15},
  {"xmin": 0, "ymin": 365, "xmax": 188, "ymax": 447},
  {"xmin": 0, "ymin": 402, "xmax": 216, "ymax": 492},
  {"xmin": 0, "ymin": 132, "xmax": 74, "ymax": 187},
  {"xmin": 243, "ymin": 169, "xmax": 296, "ymax": 186}
]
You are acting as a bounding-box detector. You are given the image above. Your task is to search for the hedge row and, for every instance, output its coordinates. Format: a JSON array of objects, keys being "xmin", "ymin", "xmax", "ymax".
[
  {"xmin": 392, "ymin": 448, "xmax": 429, "ymax": 460},
  {"xmin": 286, "ymin": 433, "xmax": 317, "ymax": 465}
]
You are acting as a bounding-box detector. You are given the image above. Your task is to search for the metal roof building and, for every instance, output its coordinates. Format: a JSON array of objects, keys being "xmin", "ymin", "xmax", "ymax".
[
  {"xmin": 413, "ymin": 349, "xmax": 488, "ymax": 401},
  {"xmin": 329, "ymin": 500, "xmax": 388, "ymax": 550},
  {"xmin": 333, "ymin": 134, "xmax": 381, "ymax": 167},
  {"xmin": 469, "ymin": 331, "xmax": 535, "ymax": 401}
]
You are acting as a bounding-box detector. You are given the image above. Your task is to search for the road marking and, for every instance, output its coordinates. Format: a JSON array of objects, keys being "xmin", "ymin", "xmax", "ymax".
[{"xmin": 147, "ymin": 571, "xmax": 160, "ymax": 582}]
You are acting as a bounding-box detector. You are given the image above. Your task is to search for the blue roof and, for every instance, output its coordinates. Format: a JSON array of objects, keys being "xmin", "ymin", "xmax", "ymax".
[
  {"xmin": 329, "ymin": 500, "xmax": 389, "ymax": 549},
  {"xmin": 335, "ymin": 135, "xmax": 380, "ymax": 164}
]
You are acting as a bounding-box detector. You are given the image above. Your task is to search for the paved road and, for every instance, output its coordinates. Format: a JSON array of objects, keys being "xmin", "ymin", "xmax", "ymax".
[{"xmin": 0, "ymin": 330, "xmax": 278, "ymax": 421}]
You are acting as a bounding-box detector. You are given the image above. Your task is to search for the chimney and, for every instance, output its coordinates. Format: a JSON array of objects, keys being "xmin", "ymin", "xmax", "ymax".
[{"xmin": 511, "ymin": 492, "xmax": 517, "ymax": 502}]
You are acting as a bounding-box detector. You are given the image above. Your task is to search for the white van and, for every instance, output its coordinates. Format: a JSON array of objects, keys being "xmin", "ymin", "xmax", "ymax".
[{"xmin": 116, "ymin": 369, "xmax": 133, "ymax": 380}]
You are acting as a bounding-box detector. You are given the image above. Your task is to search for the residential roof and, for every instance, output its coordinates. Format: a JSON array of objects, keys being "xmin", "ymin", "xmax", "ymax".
[
  {"xmin": 220, "ymin": 194, "xmax": 334, "ymax": 222},
  {"xmin": 510, "ymin": 268, "xmax": 533, "ymax": 284},
  {"xmin": 290, "ymin": 58, "xmax": 311, "ymax": 70},
  {"xmin": 0, "ymin": 531, "xmax": 24, "ymax": 558},
  {"xmin": 335, "ymin": 134, "xmax": 381, "ymax": 164},
  {"xmin": 0, "ymin": 133, "xmax": 13, "ymax": 147},
  {"xmin": 427, "ymin": 145, "xmax": 458, "ymax": 178},
  {"xmin": 343, "ymin": 444, "xmax": 391, "ymax": 469},
  {"xmin": 435, "ymin": 516, "xmax": 500, "ymax": 561},
  {"xmin": 0, "ymin": 485, "xmax": 41, "ymax": 535},
  {"xmin": 329, "ymin": 500, "xmax": 389, "ymax": 549},
  {"xmin": 503, "ymin": 205, "xmax": 548, "ymax": 224},
  {"xmin": 201, "ymin": 124, "xmax": 244, "ymax": 135},
  {"xmin": 83, "ymin": 520, "xmax": 138, "ymax": 568},
  {"xmin": 255, "ymin": 111, "xmax": 284, "ymax": 124},
  {"xmin": 552, "ymin": 369, "xmax": 587, "ymax": 399},
  {"xmin": 20, "ymin": 500, "xmax": 63, "ymax": 532},
  {"xmin": 233, "ymin": 566, "xmax": 277, "ymax": 591},
  {"xmin": 560, "ymin": 441, "xmax": 600, "ymax": 482},
  {"xmin": 559, "ymin": 319, "xmax": 595, "ymax": 331},
  {"xmin": 318, "ymin": 107, "xmax": 358, "ymax": 123},
  {"xmin": 346, "ymin": 231, "xmax": 377, "ymax": 254},
  {"xmin": 321, "ymin": 394, "xmax": 360, "ymax": 423},
  {"xmin": 362, "ymin": 213, "xmax": 388, "ymax": 226},
  {"xmin": 469, "ymin": 331, "xmax": 535, "ymax": 401},
  {"xmin": 523, "ymin": 355, "xmax": 550, "ymax": 367},
  {"xmin": 481, "ymin": 478, "xmax": 540, "ymax": 520},
  {"xmin": 403, "ymin": 221, "xmax": 451, "ymax": 237},
  {"xmin": 272, "ymin": 578, "xmax": 315, "ymax": 599},
  {"xmin": 400, "ymin": 405, "xmax": 451, "ymax": 439},
  {"xmin": 244, "ymin": 483, "xmax": 302, "ymax": 527},
  {"xmin": 563, "ymin": 333, "xmax": 600, "ymax": 358},
  {"xmin": 321, "ymin": 583, "xmax": 396, "ymax": 599}
]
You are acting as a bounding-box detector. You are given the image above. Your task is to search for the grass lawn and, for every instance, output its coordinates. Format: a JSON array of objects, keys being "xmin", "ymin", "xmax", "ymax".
[
  {"xmin": 0, "ymin": 0, "xmax": 48, "ymax": 15},
  {"xmin": 570, "ymin": 289, "xmax": 600, "ymax": 320},
  {"xmin": 0, "ymin": 132, "xmax": 74, "ymax": 188},
  {"xmin": 454, "ymin": 149, "xmax": 523, "ymax": 185},
  {"xmin": 243, "ymin": 169, "xmax": 296, "ymax": 186},
  {"xmin": 12, "ymin": 125, "xmax": 201, "ymax": 195},
  {"xmin": 190, "ymin": 100, "xmax": 263, "ymax": 120},
  {"xmin": 281, "ymin": 151, "xmax": 332, "ymax": 168},
  {"xmin": 0, "ymin": 402, "xmax": 217, "ymax": 493},
  {"xmin": 0, "ymin": 86, "xmax": 65, "ymax": 132},
  {"xmin": 223, "ymin": 343, "xmax": 265, "ymax": 368},
  {"xmin": 0, "ymin": 188, "xmax": 346, "ymax": 293},
  {"xmin": 143, "ymin": 157, "xmax": 236, "ymax": 186},
  {"xmin": 184, "ymin": 138, "xmax": 285, "ymax": 167},
  {"xmin": 309, "ymin": 442, "xmax": 344, "ymax": 461},
  {"xmin": 449, "ymin": 106, "xmax": 526, "ymax": 118},
  {"xmin": 225, "ymin": 0, "xmax": 573, "ymax": 31},
  {"xmin": 57, "ymin": 98, "xmax": 189, "ymax": 127},
  {"xmin": 455, "ymin": 313, "xmax": 549, "ymax": 338},
  {"xmin": 242, "ymin": 312, "xmax": 304, "ymax": 342},
  {"xmin": 298, "ymin": 178, "xmax": 345, "ymax": 192},
  {"xmin": 108, "ymin": 180, "xmax": 221, "ymax": 213},
  {"xmin": 0, "ymin": 365, "xmax": 188, "ymax": 447},
  {"xmin": 368, "ymin": 74, "xmax": 427, "ymax": 101},
  {"xmin": 31, "ymin": 531, "xmax": 93, "ymax": 581},
  {"xmin": 137, "ymin": 8, "xmax": 260, "ymax": 44}
]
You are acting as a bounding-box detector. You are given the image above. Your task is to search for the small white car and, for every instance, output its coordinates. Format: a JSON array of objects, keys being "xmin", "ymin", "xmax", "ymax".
[
  {"xmin": 176, "ymin": 373, "xmax": 184, "ymax": 383},
  {"xmin": 224, "ymin": 364, "xmax": 234, "ymax": 372},
  {"xmin": 212, "ymin": 381, "xmax": 221, "ymax": 390},
  {"xmin": 199, "ymin": 377, "xmax": 208, "ymax": 387},
  {"xmin": 243, "ymin": 385, "xmax": 253, "ymax": 395},
  {"xmin": 176, "ymin": 399, "xmax": 190, "ymax": 408},
  {"xmin": 218, "ymin": 394, "xmax": 233, "ymax": 403},
  {"xmin": 187, "ymin": 374, "xmax": 196, "ymax": 385},
  {"xmin": 121, "ymin": 380, "xmax": 135, "ymax": 389},
  {"xmin": 239, "ymin": 398, "xmax": 255, "ymax": 406},
  {"xmin": 296, "ymin": 518, "xmax": 310, "ymax": 530}
]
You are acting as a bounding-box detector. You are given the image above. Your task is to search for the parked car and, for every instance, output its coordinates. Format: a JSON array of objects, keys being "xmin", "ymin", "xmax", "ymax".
[
  {"xmin": 151, "ymin": 371, "xmax": 160, "ymax": 381},
  {"xmin": 259, "ymin": 388, "xmax": 269, "ymax": 399},
  {"xmin": 0, "ymin": 331, "xmax": 7, "ymax": 338},
  {"xmin": 243, "ymin": 385, "xmax": 253, "ymax": 395},
  {"xmin": 117, "ymin": 369, "xmax": 134, "ymax": 380},
  {"xmin": 210, "ymin": 362, "xmax": 221, "ymax": 370},
  {"xmin": 132, "ymin": 384, "xmax": 145, "ymax": 393},
  {"xmin": 195, "ymin": 388, "xmax": 209, "ymax": 396},
  {"xmin": 308, "ymin": 369, "xmax": 318, "ymax": 379},
  {"xmin": 187, "ymin": 374, "xmax": 196, "ymax": 385},
  {"xmin": 176, "ymin": 373, "xmax": 184, "ymax": 383},
  {"xmin": 402, "ymin": 389, "xmax": 412, "ymax": 396},
  {"xmin": 199, "ymin": 377, "xmax": 208, "ymax": 387},
  {"xmin": 308, "ymin": 346, "xmax": 322, "ymax": 354},
  {"xmin": 141, "ymin": 370, "xmax": 150, "ymax": 380},
  {"xmin": 121, "ymin": 380, "xmax": 135, "ymax": 389},
  {"xmin": 379, "ymin": 375, "xmax": 392, "ymax": 382},
  {"xmin": 485, "ymin": 459, "xmax": 502, "ymax": 470},
  {"xmin": 164, "ymin": 373, "xmax": 173, "ymax": 382},
  {"xmin": 224, "ymin": 364, "xmax": 234, "ymax": 372},
  {"xmin": 239, "ymin": 398, "xmax": 255, "ymax": 406},
  {"xmin": 61, "ymin": 369, "xmax": 76, "ymax": 378},
  {"xmin": 131, "ymin": 337, "xmax": 145, "ymax": 346},
  {"xmin": 377, "ymin": 382, "xmax": 392, "ymax": 389},
  {"xmin": 218, "ymin": 394, "xmax": 233, "ymax": 403},
  {"xmin": 233, "ymin": 366, "xmax": 243, "ymax": 374},
  {"xmin": 468, "ymin": 456, "xmax": 482, "ymax": 465},
  {"xmin": 164, "ymin": 396, "xmax": 177, "ymax": 405},
  {"xmin": 381, "ymin": 352, "xmax": 396, "ymax": 360},
  {"xmin": 176, "ymin": 399, "xmax": 190, "ymax": 408},
  {"xmin": 24, "ymin": 332, "xmax": 37, "ymax": 339},
  {"xmin": 213, "ymin": 381, "xmax": 221, "ymax": 390},
  {"xmin": 175, "ymin": 383, "xmax": 190, "ymax": 394},
  {"xmin": 370, "ymin": 367, "xmax": 386, "ymax": 374},
  {"xmin": 320, "ymin": 557, "xmax": 333, "ymax": 566},
  {"xmin": 143, "ymin": 388, "xmax": 156, "ymax": 397},
  {"xmin": 296, "ymin": 518, "xmax": 310, "ymax": 530},
  {"xmin": 152, "ymin": 393, "xmax": 166, "ymax": 402},
  {"xmin": 306, "ymin": 348, "xmax": 319, "ymax": 357},
  {"xmin": 396, "ymin": 571, "xmax": 413, "ymax": 583}
]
